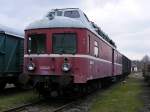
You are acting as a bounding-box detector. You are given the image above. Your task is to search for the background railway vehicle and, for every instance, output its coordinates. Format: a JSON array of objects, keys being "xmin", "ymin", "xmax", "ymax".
[
  {"xmin": 122, "ymin": 55, "xmax": 131, "ymax": 78},
  {"xmin": 143, "ymin": 64, "xmax": 150, "ymax": 84},
  {"xmin": 0, "ymin": 24, "xmax": 24, "ymax": 90},
  {"xmin": 24, "ymin": 8, "xmax": 131, "ymax": 96}
]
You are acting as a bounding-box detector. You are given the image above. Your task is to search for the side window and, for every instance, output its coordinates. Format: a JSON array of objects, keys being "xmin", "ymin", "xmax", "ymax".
[
  {"xmin": 118, "ymin": 54, "xmax": 121, "ymax": 64},
  {"xmin": 94, "ymin": 41, "xmax": 99, "ymax": 57},
  {"xmin": 88, "ymin": 35, "xmax": 90, "ymax": 54},
  {"xmin": 116, "ymin": 53, "xmax": 118, "ymax": 63},
  {"xmin": 117, "ymin": 53, "xmax": 119, "ymax": 63},
  {"xmin": 64, "ymin": 10, "xmax": 80, "ymax": 18}
]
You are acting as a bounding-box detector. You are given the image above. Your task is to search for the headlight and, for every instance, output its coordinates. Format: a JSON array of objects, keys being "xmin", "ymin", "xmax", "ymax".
[
  {"xmin": 27, "ymin": 63, "xmax": 35, "ymax": 71},
  {"xmin": 62, "ymin": 63, "xmax": 71, "ymax": 72}
]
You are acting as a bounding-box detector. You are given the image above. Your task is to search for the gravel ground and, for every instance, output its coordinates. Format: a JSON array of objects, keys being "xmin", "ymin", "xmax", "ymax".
[
  {"xmin": 60, "ymin": 87, "xmax": 112, "ymax": 112},
  {"xmin": 139, "ymin": 74, "xmax": 150, "ymax": 112},
  {"xmin": 17, "ymin": 100, "xmax": 69, "ymax": 112},
  {"xmin": 61, "ymin": 73, "xmax": 150, "ymax": 112},
  {"xmin": 59, "ymin": 94, "xmax": 97, "ymax": 112},
  {"xmin": 21, "ymin": 90, "xmax": 105, "ymax": 112},
  {"xmin": 129, "ymin": 72, "xmax": 150, "ymax": 112},
  {"xmin": 4, "ymin": 73, "xmax": 149, "ymax": 112},
  {"xmin": 20, "ymin": 102, "xmax": 64, "ymax": 112}
]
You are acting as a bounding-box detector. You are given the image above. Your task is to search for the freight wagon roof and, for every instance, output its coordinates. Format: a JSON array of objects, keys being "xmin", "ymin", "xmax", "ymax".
[{"xmin": 0, "ymin": 24, "xmax": 24, "ymax": 38}]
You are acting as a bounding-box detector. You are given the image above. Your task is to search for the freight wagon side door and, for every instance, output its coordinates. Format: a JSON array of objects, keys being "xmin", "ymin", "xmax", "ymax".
[
  {"xmin": 0, "ymin": 33, "xmax": 5, "ymax": 73},
  {"xmin": 4, "ymin": 35, "xmax": 21, "ymax": 74}
]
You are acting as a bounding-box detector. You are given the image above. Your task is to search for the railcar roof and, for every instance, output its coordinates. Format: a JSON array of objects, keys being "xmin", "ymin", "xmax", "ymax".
[
  {"xmin": 26, "ymin": 8, "xmax": 116, "ymax": 49},
  {"xmin": 0, "ymin": 24, "xmax": 24, "ymax": 38},
  {"xmin": 51, "ymin": 8, "xmax": 79, "ymax": 10}
]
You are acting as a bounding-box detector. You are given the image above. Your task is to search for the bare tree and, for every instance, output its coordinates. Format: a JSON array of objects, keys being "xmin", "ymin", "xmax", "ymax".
[
  {"xmin": 132, "ymin": 55, "xmax": 150, "ymax": 72},
  {"xmin": 141, "ymin": 55, "xmax": 150, "ymax": 72},
  {"xmin": 141, "ymin": 55, "xmax": 150, "ymax": 63}
]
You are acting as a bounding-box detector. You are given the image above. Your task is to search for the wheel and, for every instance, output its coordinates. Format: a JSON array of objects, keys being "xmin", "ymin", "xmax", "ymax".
[
  {"xmin": 101, "ymin": 78, "xmax": 111, "ymax": 88},
  {"xmin": 14, "ymin": 82, "xmax": 23, "ymax": 89},
  {"xmin": 0, "ymin": 81, "xmax": 6, "ymax": 90}
]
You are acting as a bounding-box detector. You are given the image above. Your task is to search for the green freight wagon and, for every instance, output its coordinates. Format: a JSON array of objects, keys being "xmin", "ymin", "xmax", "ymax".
[{"xmin": 0, "ymin": 25, "xmax": 24, "ymax": 89}]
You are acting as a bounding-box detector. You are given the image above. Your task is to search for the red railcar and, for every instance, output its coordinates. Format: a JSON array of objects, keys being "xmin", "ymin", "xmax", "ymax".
[{"xmin": 24, "ymin": 8, "xmax": 123, "ymax": 95}]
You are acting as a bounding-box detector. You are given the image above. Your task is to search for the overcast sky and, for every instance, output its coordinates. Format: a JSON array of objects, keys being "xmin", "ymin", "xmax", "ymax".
[{"xmin": 0, "ymin": 0, "xmax": 149, "ymax": 60}]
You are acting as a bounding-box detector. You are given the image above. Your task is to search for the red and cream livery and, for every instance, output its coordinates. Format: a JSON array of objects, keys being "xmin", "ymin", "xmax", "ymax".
[{"xmin": 24, "ymin": 8, "xmax": 123, "ymax": 94}]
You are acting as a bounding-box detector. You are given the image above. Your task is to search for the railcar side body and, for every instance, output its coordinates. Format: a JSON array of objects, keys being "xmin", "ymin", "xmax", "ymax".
[{"xmin": 24, "ymin": 28, "xmax": 122, "ymax": 84}]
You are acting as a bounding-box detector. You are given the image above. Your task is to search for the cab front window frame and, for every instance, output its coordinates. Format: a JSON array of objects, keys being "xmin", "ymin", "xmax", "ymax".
[
  {"xmin": 52, "ymin": 33, "xmax": 77, "ymax": 54},
  {"xmin": 27, "ymin": 34, "xmax": 46, "ymax": 54}
]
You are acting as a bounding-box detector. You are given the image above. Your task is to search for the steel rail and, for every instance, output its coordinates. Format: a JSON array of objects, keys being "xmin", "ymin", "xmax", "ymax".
[
  {"xmin": 2, "ymin": 101, "xmax": 40, "ymax": 112},
  {"xmin": 52, "ymin": 101, "xmax": 76, "ymax": 112}
]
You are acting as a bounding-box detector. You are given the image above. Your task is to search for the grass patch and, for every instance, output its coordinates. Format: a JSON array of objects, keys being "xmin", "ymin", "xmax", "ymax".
[
  {"xmin": 0, "ymin": 90, "xmax": 38, "ymax": 111},
  {"xmin": 90, "ymin": 75, "xmax": 143, "ymax": 112}
]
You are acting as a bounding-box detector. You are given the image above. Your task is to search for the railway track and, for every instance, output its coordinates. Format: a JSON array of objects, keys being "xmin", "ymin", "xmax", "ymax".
[
  {"xmin": 2, "ymin": 91, "xmax": 107, "ymax": 112},
  {"xmin": 2, "ymin": 91, "xmax": 99, "ymax": 112},
  {"xmin": 3, "ymin": 101, "xmax": 40, "ymax": 112},
  {"xmin": 3, "ymin": 79, "xmax": 122, "ymax": 112},
  {"xmin": 2, "ymin": 99, "xmax": 77, "ymax": 112}
]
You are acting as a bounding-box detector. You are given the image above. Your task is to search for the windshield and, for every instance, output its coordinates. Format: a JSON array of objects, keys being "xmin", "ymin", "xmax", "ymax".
[
  {"xmin": 28, "ymin": 34, "xmax": 46, "ymax": 54},
  {"xmin": 52, "ymin": 33, "xmax": 77, "ymax": 54},
  {"xmin": 64, "ymin": 10, "xmax": 80, "ymax": 18}
]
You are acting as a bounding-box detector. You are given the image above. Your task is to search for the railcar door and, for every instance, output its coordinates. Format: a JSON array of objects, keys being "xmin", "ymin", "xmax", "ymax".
[{"xmin": 112, "ymin": 49, "xmax": 114, "ymax": 76}]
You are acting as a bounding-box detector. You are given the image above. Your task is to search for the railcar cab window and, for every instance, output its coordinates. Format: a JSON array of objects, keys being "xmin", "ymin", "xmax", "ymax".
[
  {"xmin": 57, "ymin": 11, "xmax": 62, "ymax": 16},
  {"xmin": 28, "ymin": 34, "xmax": 46, "ymax": 54},
  {"xmin": 52, "ymin": 33, "xmax": 77, "ymax": 54},
  {"xmin": 64, "ymin": 10, "xmax": 80, "ymax": 18},
  {"xmin": 46, "ymin": 12, "xmax": 55, "ymax": 17},
  {"xmin": 94, "ymin": 41, "xmax": 99, "ymax": 57}
]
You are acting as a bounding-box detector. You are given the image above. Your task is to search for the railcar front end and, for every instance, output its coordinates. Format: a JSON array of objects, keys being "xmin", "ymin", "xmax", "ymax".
[
  {"xmin": 24, "ymin": 28, "xmax": 91, "ymax": 94},
  {"xmin": 23, "ymin": 8, "xmax": 125, "ymax": 96}
]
